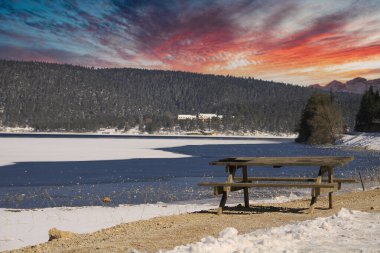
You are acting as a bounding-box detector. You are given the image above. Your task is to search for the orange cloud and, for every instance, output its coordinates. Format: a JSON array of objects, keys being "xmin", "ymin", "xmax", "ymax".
[{"xmin": 1, "ymin": 1, "xmax": 380, "ymax": 85}]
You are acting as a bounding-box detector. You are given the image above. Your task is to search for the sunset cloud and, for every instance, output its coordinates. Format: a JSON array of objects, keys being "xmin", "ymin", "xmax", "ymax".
[{"xmin": 0, "ymin": 0, "xmax": 379, "ymax": 85}]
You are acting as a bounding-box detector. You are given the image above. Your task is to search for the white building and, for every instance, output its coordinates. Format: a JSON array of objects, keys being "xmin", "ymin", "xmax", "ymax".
[
  {"xmin": 198, "ymin": 113, "xmax": 222, "ymax": 120},
  {"xmin": 178, "ymin": 113, "xmax": 223, "ymax": 120},
  {"xmin": 178, "ymin": 114, "xmax": 197, "ymax": 120}
]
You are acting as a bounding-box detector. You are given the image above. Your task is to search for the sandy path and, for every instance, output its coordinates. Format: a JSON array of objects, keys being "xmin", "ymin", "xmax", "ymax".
[{"xmin": 9, "ymin": 188, "xmax": 380, "ymax": 253}]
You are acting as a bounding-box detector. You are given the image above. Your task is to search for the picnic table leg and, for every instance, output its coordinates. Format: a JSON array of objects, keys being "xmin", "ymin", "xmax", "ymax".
[
  {"xmin": 328, "ymin": 166, "xmax": 334, "ymax": 209},
  {"xmin": 217, "ymin": 191, "xmax": 227, "ymax": 215},
  {"xmin": 309, "ymin": 166, "xmax": 326, "ymax": 214},
  {"xmin": 242, "ymin": 165, "xmax": 249, "ymax": 208},
  {"xmin": 217, "ymin": 165, "xmax": 236, "ymax": 215}
]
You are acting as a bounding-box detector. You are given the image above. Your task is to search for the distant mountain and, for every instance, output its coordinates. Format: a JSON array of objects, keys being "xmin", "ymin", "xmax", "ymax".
[
  {"xmin": 312, "ymin": 77, "xmax": 380, "ymax": 94},
  {"xmin": 0, "ymin": 60, "xmax": 361, "ymax": 132}
]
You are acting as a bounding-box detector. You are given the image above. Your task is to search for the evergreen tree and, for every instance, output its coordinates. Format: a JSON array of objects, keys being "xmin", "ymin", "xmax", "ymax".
[
  {"xmin": 296, "ymin": 93, "xmax": 344, "ymax": 144},
  {"xmin": 0, "ymin": 60, "xmax": 361, "ymax": 133},
  {"xmin": 355, "ymin": 86, "xmax": 380, "ymax": 132}
]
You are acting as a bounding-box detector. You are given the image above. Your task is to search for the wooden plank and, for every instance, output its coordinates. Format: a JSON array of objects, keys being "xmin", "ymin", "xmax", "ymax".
[
  {"xmin": 224, "ymin": 165, "xmax": 236, "ymax": 193},
  {"xmin": 214, "ymin": 186, "xmax": 224, "ymax": 195},
  {"xmin": 214, "ymin": 186, "xmax": 225, "ymax": 195},
  {"xmin": 311, "ymin": 183, "xmax": 339, "ymax": 197},
  {"xmin": 215, "ymin": 165, "xmax": 236, "ymax": 214},
  {"xmin": 213, "ymin": 165, "xmax": 236, "ymax": 195},
  {"xmin": 217, "ymin": 191, "xmax": 227, "ymax": 215},
  {"xmin": 242, "ymin": 166, "xmax": 249, "ymax": 208},
  {"xmin": 198, "ymin": 182, "xmax": 337, "ymax": 188},
  {"xmin": 212, "ymin": 185, "xmax": 335, "ymax": 196},
  {"xmin": 309, "ymin": 166, "xmax": 327, "ymax": 214},
  {"xmin": 328, "ymin": 167, "xmax": 334, "ymax": 209},
  {"xmin": 233, "ymin": 177, "xmax": 356, "ymax": 183},
  {"xmin": 210, "ymin": 156, "xmax": 354, "ymax": 167}
]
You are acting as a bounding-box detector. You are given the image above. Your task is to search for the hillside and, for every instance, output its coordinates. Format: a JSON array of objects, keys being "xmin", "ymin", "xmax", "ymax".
[
  {"xmin": 312, "ymin": 77, "xmax": 380, "ymax": 94},
  {"xmin": 0, "ymin": 60, "xmax": 361, "ymax": 133}
]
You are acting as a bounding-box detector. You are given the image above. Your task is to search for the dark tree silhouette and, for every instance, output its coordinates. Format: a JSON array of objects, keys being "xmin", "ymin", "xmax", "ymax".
[
  {"xmin": 296, "ymin": 93, "xmax": 344, "ymax": 144},
  {"xmin": 355, "ymin": 86, "xmax": 380, "ymax": 132},
  {"xmin": 0, "ymin": 60, "xmax": 361, "ymax": 133}
]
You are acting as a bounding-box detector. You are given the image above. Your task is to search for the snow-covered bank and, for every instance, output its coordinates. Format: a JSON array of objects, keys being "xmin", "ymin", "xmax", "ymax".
[
  {"xmin": 0, "ymin": 137, "xmax": 286, "ymax": 167},
  {"xmin": 0, "ymin": 203, "xmax": 214, "ymax": 252},
  {"xmin": 339, "ymin": 133, "xmax": 380, "ymax": 151},
  {"xmin": 162, "ymin": 208, "xmax": 380, "ymax": 253},
  {"xmin": 0, "ymin": 126, "xmax": 297, "ymax": 138},
  {"xmin": 3, "ymin": 189, "xmax": 380, "ymax": 252},
  {"xmin": 0, "ymin": 193, "xmax": 304, "ymax": 252}
]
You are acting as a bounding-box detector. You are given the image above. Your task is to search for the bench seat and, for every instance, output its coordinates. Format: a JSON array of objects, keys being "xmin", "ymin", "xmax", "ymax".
[
  {"xmin": 198, "ymin": 182, "xmax": 337, "ymax": 188},
  {"xmin": 233, "ymin": 177, "xmax": 356, "ymax": 183},
  {"xmin": 198, "ymin": 181, "xmax": 340, "ymax": 198}
]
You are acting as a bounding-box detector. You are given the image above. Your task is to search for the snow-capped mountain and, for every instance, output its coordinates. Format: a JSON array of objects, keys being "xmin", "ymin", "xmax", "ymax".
[{"xmin": 312, "ymin": 77, "xmax": 380, "ymax": 94}]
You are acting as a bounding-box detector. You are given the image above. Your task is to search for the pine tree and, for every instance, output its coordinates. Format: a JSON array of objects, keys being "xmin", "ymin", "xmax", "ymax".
[
  {"xmin": 296, "ymin": 93, "xmax": 344, "ymax": 144},
  {"xmin": 0, "ymin": 60, "xmax": 361, "ymax": 133},
  {"xmin": 355, "ymin": 86, "xmax": 380, "ymax": 132}
]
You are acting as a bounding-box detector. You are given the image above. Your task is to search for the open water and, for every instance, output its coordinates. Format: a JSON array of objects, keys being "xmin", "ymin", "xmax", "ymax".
[{"xmin": 0, "ymin": 134, "xmax": 379, "ymax": 208}]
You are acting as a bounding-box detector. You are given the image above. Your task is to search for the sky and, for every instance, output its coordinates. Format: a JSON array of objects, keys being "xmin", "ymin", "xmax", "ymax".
[{"xmin": 0, "ymin": 0, "xmax": 380, "ymax": 86}]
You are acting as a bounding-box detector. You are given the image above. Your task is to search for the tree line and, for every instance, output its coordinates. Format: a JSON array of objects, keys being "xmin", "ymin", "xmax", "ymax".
[
  {"xmin": 0, "ymin": 60, "xmax": 361, "ymax": 133},
  {"xmin": 355, "ymin": 87, "xmax": 380, "ymax": 132},
  {"xmin": 296, "ymin": 87, "xmax": 380, "ymax": 145}
]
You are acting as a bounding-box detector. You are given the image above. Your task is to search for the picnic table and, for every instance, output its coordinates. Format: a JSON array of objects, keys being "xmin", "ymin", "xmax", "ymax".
[{"xmin": 198, "ymin": 156, "xmax": 355, "ymax": 214}]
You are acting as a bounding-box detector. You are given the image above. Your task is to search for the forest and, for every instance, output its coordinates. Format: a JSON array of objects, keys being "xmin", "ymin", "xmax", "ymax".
[
  {"xmin": 0, "ymin": 60, "xmax": 361, "ymax": 133},
  {"xmin": 355, "ymin": 87, "xmax": 380, "ymax": 132}
]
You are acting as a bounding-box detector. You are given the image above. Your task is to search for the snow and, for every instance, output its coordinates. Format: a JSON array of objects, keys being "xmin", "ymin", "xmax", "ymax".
[
  {"xmin": 0, "ymin": 126, "xmax": 35, "ymax": 133},
  {"xmin": 0, "ymin": 194, "xmax": 305, "ymax": 252},
  {"xmin": 0, "ymin": 137, "xmax": 285, "ymax": 167},
  {"xmin": 2, "ymin": 206, "xmax": 380, "ymax": 253},
  {"xmin": 0, "ymin": 126, "xmax": 297, "ymax": 138},
  {"xmin": 2, "ymin": 135, "xmax": 378, "ymax": 252},
  {"xmin": 0, "ymin": 203, "xmax": 214, "ymax": 251},
  {"xmin": 0, "ymin": 136, "xmax": 289, "ymax": 251},
  {"xmin": 339, "ymin": 133, "xmax": 380, "ymax": 151},
  {"xmin": 161, "ymin": 208, "xmax": 380, "ymax": 253}
]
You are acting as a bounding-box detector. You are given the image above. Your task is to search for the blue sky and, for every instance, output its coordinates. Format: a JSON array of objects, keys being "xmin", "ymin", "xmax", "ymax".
[{"xmin": 1, "ymin": 0, "xmax": 380, "ymax": 85}]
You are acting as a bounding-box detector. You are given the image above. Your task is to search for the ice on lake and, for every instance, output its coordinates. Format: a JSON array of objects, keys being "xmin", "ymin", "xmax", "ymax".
[{"xmin": 0, "ymin": 135, "xmax": 379, "ymax": 208}]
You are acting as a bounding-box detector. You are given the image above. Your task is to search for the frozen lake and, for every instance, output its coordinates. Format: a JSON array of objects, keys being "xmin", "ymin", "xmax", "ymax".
[{"xmin": 0, "ymin": 134, "xmax": 379, "ymax": 208}]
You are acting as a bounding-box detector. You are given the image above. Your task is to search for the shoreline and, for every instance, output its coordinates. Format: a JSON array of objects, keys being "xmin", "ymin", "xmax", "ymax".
[
  {"xmin": 338, "ymin": 132, "xmax": 380, "ymax": 152},
  {"xmin": 0, "ymin": 131, "xmax": 295, "ymax": 140},
  {"xmin": 1, "ymin": 134, "xmax": 379, "ymax": 251},
  {"xmin": 1, "ymin": 131, "xmax": 379, "ymax": 152},
  {"xmin": 5, "ymin": 188, "xmax": 380, "ymax": 253}
]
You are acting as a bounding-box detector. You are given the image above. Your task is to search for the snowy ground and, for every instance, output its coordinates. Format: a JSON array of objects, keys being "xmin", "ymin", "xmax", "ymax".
[
  {"xmin": 0, "ymin": 194, "xmax": 306, "ymax": 252},
  {"xmin": 339, "ymin": 133, "xmax": 380, "ymax": 151},
  {"xmin": 0, "ymin": 203, "xmax": 215, "ymax": 252},
  {"xmin": 161, "ymin": 208, "xmax": 380, "ymax": 253},
  {"xmin": 0, "ymin": 126, "xmax": 297, "ymax": 138},
  {"xmin": 0, "ymin": 137, "xmax": 286, "ymax": 167}
]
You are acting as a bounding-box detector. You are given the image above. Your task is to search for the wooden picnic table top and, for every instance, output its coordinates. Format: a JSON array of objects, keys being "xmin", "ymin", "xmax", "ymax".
[{"xmin": 209, "ymin": 156, "xmax": 354, "ymax": 167}]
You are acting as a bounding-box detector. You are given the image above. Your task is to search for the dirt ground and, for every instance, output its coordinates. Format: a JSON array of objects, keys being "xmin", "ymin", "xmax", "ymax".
[{"xmin": 9, "ymin": 188, "xmax": 380, "ymax": 253}]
